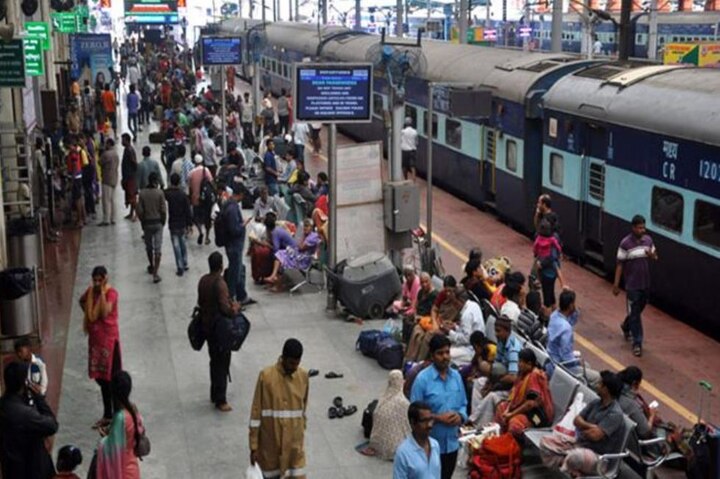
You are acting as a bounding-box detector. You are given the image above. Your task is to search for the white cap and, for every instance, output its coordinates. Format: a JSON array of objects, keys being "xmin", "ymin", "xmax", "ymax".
[{"xmin": 194, "ymin": 154, "xmax": 204, "ymax": 164}]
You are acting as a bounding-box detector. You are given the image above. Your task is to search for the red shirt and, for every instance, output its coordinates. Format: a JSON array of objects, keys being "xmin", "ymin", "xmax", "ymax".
[{"xmin": 66, "ymin": 149, "xmax": 82, "ymax": 176}]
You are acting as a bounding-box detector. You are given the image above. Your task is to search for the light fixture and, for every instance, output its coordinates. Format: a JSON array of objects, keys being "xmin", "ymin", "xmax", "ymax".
[
  {"xmin": 22, "ymin": 0, "xmax": 39, "ymax": 16},
  {"xmin": 0, "ymin": 23, "xmax": 15, "ymax": 41}
]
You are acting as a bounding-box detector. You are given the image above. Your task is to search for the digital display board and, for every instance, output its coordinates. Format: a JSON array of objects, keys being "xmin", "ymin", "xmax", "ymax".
[
  {"xmin": 124, "ymin": 0, "xmax": 179, "ymax": 24},
  {"xmin": 294, "ymin": 63, "xmax": 373, "ymax": 123},
  {"xmin": 201, "ymin": 37, "xmax": 242, "ymax": 65}
]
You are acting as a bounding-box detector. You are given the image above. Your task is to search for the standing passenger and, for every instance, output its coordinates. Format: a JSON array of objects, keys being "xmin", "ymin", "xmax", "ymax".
[
  {"xmin": 393, "ymin": 401, "xmax": 441, "ymax": 479},
  {"xmin": 98, "ymin": 138, "xmax": 119, "ymax": 226},
  {"xmin": 197, "ymin": 252, "xmax": 240, "ymax": 412},
  {"xmin": 250, "ymin": 339, "xmax": 309, "ymax": 479},
  {"xmin": 613, "ymin": 215, "xmax": 657, "ymax": 357},
  {"xmin": 400, "ymin": 117, "xmax": 418, "ymax": 182}
]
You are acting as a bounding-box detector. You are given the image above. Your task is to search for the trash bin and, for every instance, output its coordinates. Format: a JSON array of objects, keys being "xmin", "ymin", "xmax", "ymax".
[
  {"xmin": 0, "ymin": 268, "xmax": 36, "ymax": 337},
  {"xmin": 326, "ymin": 252, "xmax": 402, "ymax": 319},
  {"xmin": 6, "ymin": 217, "xmax": 40, "ymax": 270}
]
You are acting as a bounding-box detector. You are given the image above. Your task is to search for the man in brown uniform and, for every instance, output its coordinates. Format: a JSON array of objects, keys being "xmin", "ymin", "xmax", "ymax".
[
  {"xmin": 249, "ymin": 339, "xmax": 309, "ymax": 478},
  {"xmin": 197, "ymin": 252, "xmax": 239, "ymax": 412}
]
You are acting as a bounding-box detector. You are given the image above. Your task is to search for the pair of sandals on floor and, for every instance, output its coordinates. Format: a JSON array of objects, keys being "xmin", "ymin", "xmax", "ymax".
[{"xmin": 328, "ymin": 396, "xmax": 357, "ymax": 419}]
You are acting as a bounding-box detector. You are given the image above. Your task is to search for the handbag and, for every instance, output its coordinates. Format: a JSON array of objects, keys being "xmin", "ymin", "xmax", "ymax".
[
  {"xmin": 213, "ymin": 311, "xmax": 251, "ymax": 352},
  {"xmin": 130, "ymin": 409, "xmax": 151, "ymax": 460},
  {"xmin": 187, "ymin": 306, "xmax": 206, "ymax": 351}
]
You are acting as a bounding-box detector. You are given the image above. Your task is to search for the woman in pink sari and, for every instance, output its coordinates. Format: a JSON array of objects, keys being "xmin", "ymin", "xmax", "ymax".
[
  {"xmin": 495, "ymin": 348, "xmax": 554, "ymax": 439},
  {"xmin": 80, "ymin": 266, "xmax": 122, "ymax": 429},
  {"xmin": 95, "ymin": 371, "xmax": 144, "ymax": 479}
]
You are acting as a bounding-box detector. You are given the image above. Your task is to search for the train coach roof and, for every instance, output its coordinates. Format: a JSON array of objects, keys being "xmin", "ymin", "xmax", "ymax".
[
  {"xmin": 542, "ymin": 64, "xmax": 720, "ymax": 147},
  {"xmin": 252, "ymin": 21, "xmax": 585, "ymax": 104}
]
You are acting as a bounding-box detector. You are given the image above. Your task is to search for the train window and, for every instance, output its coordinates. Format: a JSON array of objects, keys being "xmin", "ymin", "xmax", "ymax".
[
  {"xmin": 550, "ymin": 153, "xmax": 563, "ymax": 187},
  {"xmin": 283, "ymin": 64, "xmax": 289, "ymax": 78},
  {"xmin": 373, "ymin": 94, "xmax": 384, "ymax": 117},
  {"xmin": 446, "ymin": 119, "xmax": 462, "ymax": 149},
  {"xmin": 651, "ymin": 187, "xmax": 684, "ymax": 233},
  {"xmin": 422, "ymin": 112, "xmax": 438, "ymax": 139},
  {"xmin": 405, "ymin": 105, "xmax": 417, "ymax": 128},
  {"xmin": 506, "ymin": 140, "xmax": 517, "ymax": 172},
  {"xmin": 694, "ymin": 200, "xmax": 720, "ymax": 249},
  {"xmin": 659, "ymin": 36, "xmax": 665, "ymax": 44},
  {"xmin": 589, "ymin": 163, "xmax": 605, "ymax": 202}
]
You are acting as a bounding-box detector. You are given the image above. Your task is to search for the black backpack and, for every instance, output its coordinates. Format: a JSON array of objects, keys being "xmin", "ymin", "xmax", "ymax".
[
  {"xmin": 199, "ymin": 168, "xmax": 217, "ymax": 208},
  {"xmin": 214, "ymin": 202, "xmax": 230, "ymax": 248},
  {"xmin": 213, "ymin": 312, "xmax": 251, "ymax": 352}
]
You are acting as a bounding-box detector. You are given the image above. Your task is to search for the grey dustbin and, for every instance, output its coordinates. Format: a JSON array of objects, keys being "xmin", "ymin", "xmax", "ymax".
[
  {"xmin": 326, "ymin": 252, "xmax": 402, "ymax": 319},
  {"xmin": 6, "ymin": 217, "xmax": 40, "ymax": 270},
  {"xmin": 0, "ymin": 268, "xmax": 36, "ymax": 337}
]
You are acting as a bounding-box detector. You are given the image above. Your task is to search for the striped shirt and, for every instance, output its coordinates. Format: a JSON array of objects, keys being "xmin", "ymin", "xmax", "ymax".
[{"xmin": 617, "ymin": 233, "xmax": 655, "ymax": 291}]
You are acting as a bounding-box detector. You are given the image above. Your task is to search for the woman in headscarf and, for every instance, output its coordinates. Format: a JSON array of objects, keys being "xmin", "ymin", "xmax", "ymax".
[
  {"xmin": 362, "ymin": 370, "xmax": 411, "ymax": 460},
  {"xmin": 79, "ymin": 266, "xmax": 122, "ymax": 430},
  {"xmin": 495, "ymin": 348, "xmax": 554, "ymax": 439}
]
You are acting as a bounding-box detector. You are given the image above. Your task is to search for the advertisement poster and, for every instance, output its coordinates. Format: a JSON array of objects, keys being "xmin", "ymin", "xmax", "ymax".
[{"xmin": 69, "ymin": 34, "xmax": 113, "ymax": 87}]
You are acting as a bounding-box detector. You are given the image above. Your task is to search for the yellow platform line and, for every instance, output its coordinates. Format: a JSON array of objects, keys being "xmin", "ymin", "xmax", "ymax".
[{"xmin": 426, "ymin": 226, "xmax": 697, "ymax": 424}]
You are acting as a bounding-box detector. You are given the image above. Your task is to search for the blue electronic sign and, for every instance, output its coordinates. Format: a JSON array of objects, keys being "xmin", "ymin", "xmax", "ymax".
[
  {"xmin": 201, "ymin": 37, "xmax": 242, "ymax": 66},
  {"xmin": 294, "ymin": 64, "xmax": 373, "ymax": 123}
]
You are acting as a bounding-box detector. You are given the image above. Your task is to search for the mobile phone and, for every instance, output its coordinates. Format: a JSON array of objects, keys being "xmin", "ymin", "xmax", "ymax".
[{"xmin": 649, "ymin": 400, "xmax": 659, "ymax": 409}]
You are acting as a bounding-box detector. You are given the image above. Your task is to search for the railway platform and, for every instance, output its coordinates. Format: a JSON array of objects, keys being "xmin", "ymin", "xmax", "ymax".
[{"xmin": 19, "ymin": 80, "xmax": 716, "ymax": 479}]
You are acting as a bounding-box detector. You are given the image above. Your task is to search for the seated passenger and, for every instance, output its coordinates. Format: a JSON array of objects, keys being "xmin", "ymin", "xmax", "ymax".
[
  {"xmin": 540, "ymin": 371, "xmax": 626, "ymax": 477},
  {"xmin": 390, "ymin": 266, "xmax": 421, "ymax": 317},
  {"xmin": 264, "ymin": 219, "xmax": 321, "ymax": 287},
  {"xmin": 404, "ymin": 276, "xmax": 462, "ymax": 362},
  {"xmin": 499, "ymin": 272, "xmax": 525, "ymax": 323},
  {"xmin": 461, "ymin": 257, "xmax": 493, "ymax": 302},
  {"xmin": 495, "ymin": 348, "xmax": 554, "ymax": 439},
  {"xmin": 470, "ymin": 316, "xmax": 522, "ymax": 426},
  {"xmin": 249, "ymin": 212, "xmax": 295, "ymax": 284},
  {"xmin": 547, "ymin": 290, "xmax": 600, "ymax": 389},
  {"xmin": 460, "ymin": 331, "xmax": 496, "ymax": 409},
  {"xmin": 617, "ymin": 366, "xmax": 662, "ymax": 442},
  {"xmin": 362, "ymin": 370, "xmax": 411, "ymax": 460},
  {"xmin": 251, "ymin": 186, "xmax": 284, "ymax": 222},
  {"xmin": 441, "ymin": 295, "xmax": 484, "ymax": 364}
]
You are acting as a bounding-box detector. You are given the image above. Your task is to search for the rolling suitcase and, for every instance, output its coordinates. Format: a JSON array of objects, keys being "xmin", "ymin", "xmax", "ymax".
[{"xmin": 686, "ymin": 380, "xmax": 719, "ymax": 479}]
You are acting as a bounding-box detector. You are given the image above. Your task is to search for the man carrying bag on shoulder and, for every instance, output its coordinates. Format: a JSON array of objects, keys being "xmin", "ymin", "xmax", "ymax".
[{"xmin": 196, "ymin": 252, "xmax": 240, "ymax": 412}]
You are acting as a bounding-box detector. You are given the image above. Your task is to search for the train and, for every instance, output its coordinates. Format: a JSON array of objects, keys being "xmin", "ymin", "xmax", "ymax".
[{"xmin": 215, "ymin": 18, "xmax": 720, "ymax": 337}]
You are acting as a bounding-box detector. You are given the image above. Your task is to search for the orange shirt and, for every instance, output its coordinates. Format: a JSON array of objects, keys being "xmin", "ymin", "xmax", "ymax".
[{"xmin": 101, "ymin": 90, "xmax": 116, "ymax": 113}]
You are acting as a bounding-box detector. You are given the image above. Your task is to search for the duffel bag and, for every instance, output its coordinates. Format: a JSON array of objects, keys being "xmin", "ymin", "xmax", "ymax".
[
  {"xmin": 148, "ymin": 132, "xmax": 165, "ymax": 144},
  {"xmin": 213, "ymin": 312, "xmax": 251, "ymax": 352},
  {"xmin": 356, "ymin": 330, "xmax": 391, "ymax": 359},
  {"xmin": 469, "ymin": 433, "xmax": 522, "ymax": 479},
  {"xmin": 187, "ymin": 306, "xmax": 206, "ymax": 351},
  {"xmin": 376, "ymin": 337, "xmax": 404, "ymax": 370}
]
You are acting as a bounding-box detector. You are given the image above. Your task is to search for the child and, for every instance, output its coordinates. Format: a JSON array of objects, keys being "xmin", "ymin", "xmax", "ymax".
[
  {"xmin": 532, "ymin": 219, "xmax": 565, "ymax": 307},
  {"xmin": 14, "ymin": 338, "xmax": 48, "ymax": 396},
  {"xmin": 54, "ymin": 445, "xmax": 82, "ymax": 478}
]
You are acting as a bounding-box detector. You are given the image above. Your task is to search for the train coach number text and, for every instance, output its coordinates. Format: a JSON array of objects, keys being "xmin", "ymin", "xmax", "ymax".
[{"xmin": 699, "ymin": 160, "xmax": 720, "ymax": 182}]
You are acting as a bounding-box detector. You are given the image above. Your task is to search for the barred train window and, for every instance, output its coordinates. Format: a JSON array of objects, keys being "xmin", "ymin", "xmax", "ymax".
[
  {"xmin": 445, "ymin": 119, "xmax": 462, "ymax": 149},
  {"xmin": 506, "ymin": 140, "xmax": 517, "ymax": 172},
  {"xmin": 550, "ymin": 153, "xmax": 563, "ymax": 187},
  {"xmin": 694, "ymin": 200, "xmax": 720, "ymax": 249},
  {"xmin": 651, "ymin": 187, "xmax": 683, "ymax": 233},
  {"xmin": 373, "ymin": 94, "xmax": 384, "ymax": 117},
  {"xmin": 405, "ymin": 105, "xmax": 417, "ymax": 128},
  {"xmin": 422, "ymin": 112, "xmax": 438, "ymax": 139}
]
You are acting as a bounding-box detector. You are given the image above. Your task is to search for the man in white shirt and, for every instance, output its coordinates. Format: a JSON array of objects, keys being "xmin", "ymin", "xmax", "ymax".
[
  {"xmin": 593, "ymin": 35, "xmax": 603, "ymax": 55},
  {"xmin": 445, "ymin": 298, "xmax": 485, "ymax": 364},
  {"xmin": 15, "ymin": 338, "xmax": 48, "ymax": 396},
  {"xmin": 291, "ymin": 121, "xmax": 310, "ymax": 162},
  {"xmin": 400, "ymin": 117, "xmax": 418, "ymax": 182}
]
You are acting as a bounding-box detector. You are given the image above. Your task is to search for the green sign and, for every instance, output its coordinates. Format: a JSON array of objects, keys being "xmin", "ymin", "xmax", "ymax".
[
  {"xmin": 26, "ymin": 22, "xmax": 51, "ymax": 50},
  {"xmin": 51, "ymin": 12, "xmax": 79, "ymax": 33},
  {"xmin": 75, "ymin": 5, "xmax": 90, "ymax": 18},
  {"xmin": 23, "ymin": 38, "xmax": 44, "ymax": 76},
  {"xmin": 0, "ymin": 40, "xmax": 26, "ymax": 87}
]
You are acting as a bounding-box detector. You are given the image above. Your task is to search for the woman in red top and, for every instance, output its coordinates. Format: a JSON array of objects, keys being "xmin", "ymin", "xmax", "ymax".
[{"xmin": 79, "ymin": 266, "xmax": 122, "ymax": 429}]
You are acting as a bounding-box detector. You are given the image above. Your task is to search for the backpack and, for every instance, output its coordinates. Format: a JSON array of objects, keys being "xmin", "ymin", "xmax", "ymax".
[
  {"xmin": 356, "ymin": 330, "xmax": 392, "ymax": 359},
  {"xmin": 362, "ymin": 399, "xmax": 379, "ymax": 439},
  {"xmin": 376, "ymin": 337, "xmax": 404, "ymax": 370},
  {"xmin": 200, "ymin": 172, "xmax": 217, "ymax": 208},
  {"xmin": 470, "ymin": 433, "xmax": 522, "ymax": 479},
  {"xmin": 212, "ymin": 311, "xmax": 251, "ymax": 352},
  {"xmin": 214, "ymin": 202, "xmax": 230, "ymax": 248}
]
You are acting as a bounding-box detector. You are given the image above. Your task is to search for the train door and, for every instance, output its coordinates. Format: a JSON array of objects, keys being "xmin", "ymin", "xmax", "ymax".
[
  {"xmin": 579, "ymin": 124, "xmax": 608, "ymax": 273},
  {"xmin": 481, "ymin": 127, "xmax": 497, "ymax": 208}
]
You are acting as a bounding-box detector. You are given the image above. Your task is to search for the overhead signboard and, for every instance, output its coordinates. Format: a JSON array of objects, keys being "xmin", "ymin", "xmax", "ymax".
[
  {"xmin": 69, "ymin": 34, "xmax": 113, "ymax": 88},
  {"xmin": 26, "ymin": 22, "xmax": 51, "ymax": 50},
  {"xmin": 0, "ymin": 40, "xmax": 26, "ymax": 88},
  {"xmin": 51, "ymin": 12, "xmax": 80, "ymax": 33},
  {"xmin": 201, "ymin": 37, "xmax": 242, "ymax": 65},
  {"xmin": 294, "ymin": 63, "xmax": 373, "ymax": 124},
  {"xmin": 23, "ymin": 38, "xmax": 44, "ymax": 77},
  {"xmin": 125, "ymin": 0, "xmax": 179, "ymax": 24}
]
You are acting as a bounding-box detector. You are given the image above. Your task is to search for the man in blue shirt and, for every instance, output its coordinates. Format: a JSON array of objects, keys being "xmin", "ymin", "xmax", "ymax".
[
  {"xmin": 547, "ymin": 290, "xmax": 599, "ymax": 387},
  {"xmin": 263, "ymin": 139, "xmax": 280, "ymax": 196},
  {"xmin": 411, "ymin": 334, "xmax": 467, "ymax": 479},
  {"xmin": 222, "ymin": 180, "xmax": 256, "ymax": 306},
  {"xmin": 126, "ymin": 84, "xmax": 140, "ymax": 142},
  {"xmin": 394, "ymin": 401, "xmax": 441, "ymax": 479}
]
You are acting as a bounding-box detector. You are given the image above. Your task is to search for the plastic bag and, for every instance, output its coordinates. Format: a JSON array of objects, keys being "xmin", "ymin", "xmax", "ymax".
[
  {"xmin": 553, "ymin": 392, "xmax": 586, "ymax": 441},
  {"xmin": 383, "ymin": 318, "xmax": 402, "ymax": 340},
  {"xmin": 245, "ymin": 463, "xmax": 263, "ymax": 479}
]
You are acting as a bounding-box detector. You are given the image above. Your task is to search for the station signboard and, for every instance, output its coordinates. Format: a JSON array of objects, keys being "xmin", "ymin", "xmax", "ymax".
[
  {"xmin": 294, "ymin": 63, "xmax": 373, "ymax": 123},
  {"xmin": 0, "ymin": 40, "xmax": 26, "ymax": 88},
  {"xmin": 125, "ymin": 0, "xmax": 179, "ymax": 24},
  {"xmin": 23, "ymin": 38, "xmax": 44, "ymax": 77},
  {"xmin": 201, "ymin": 37, "xmax": 242, "ymax": 65},
  {"xmin": 26, "ymin": 22, "xmax": 51, "ymax": 50}
]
